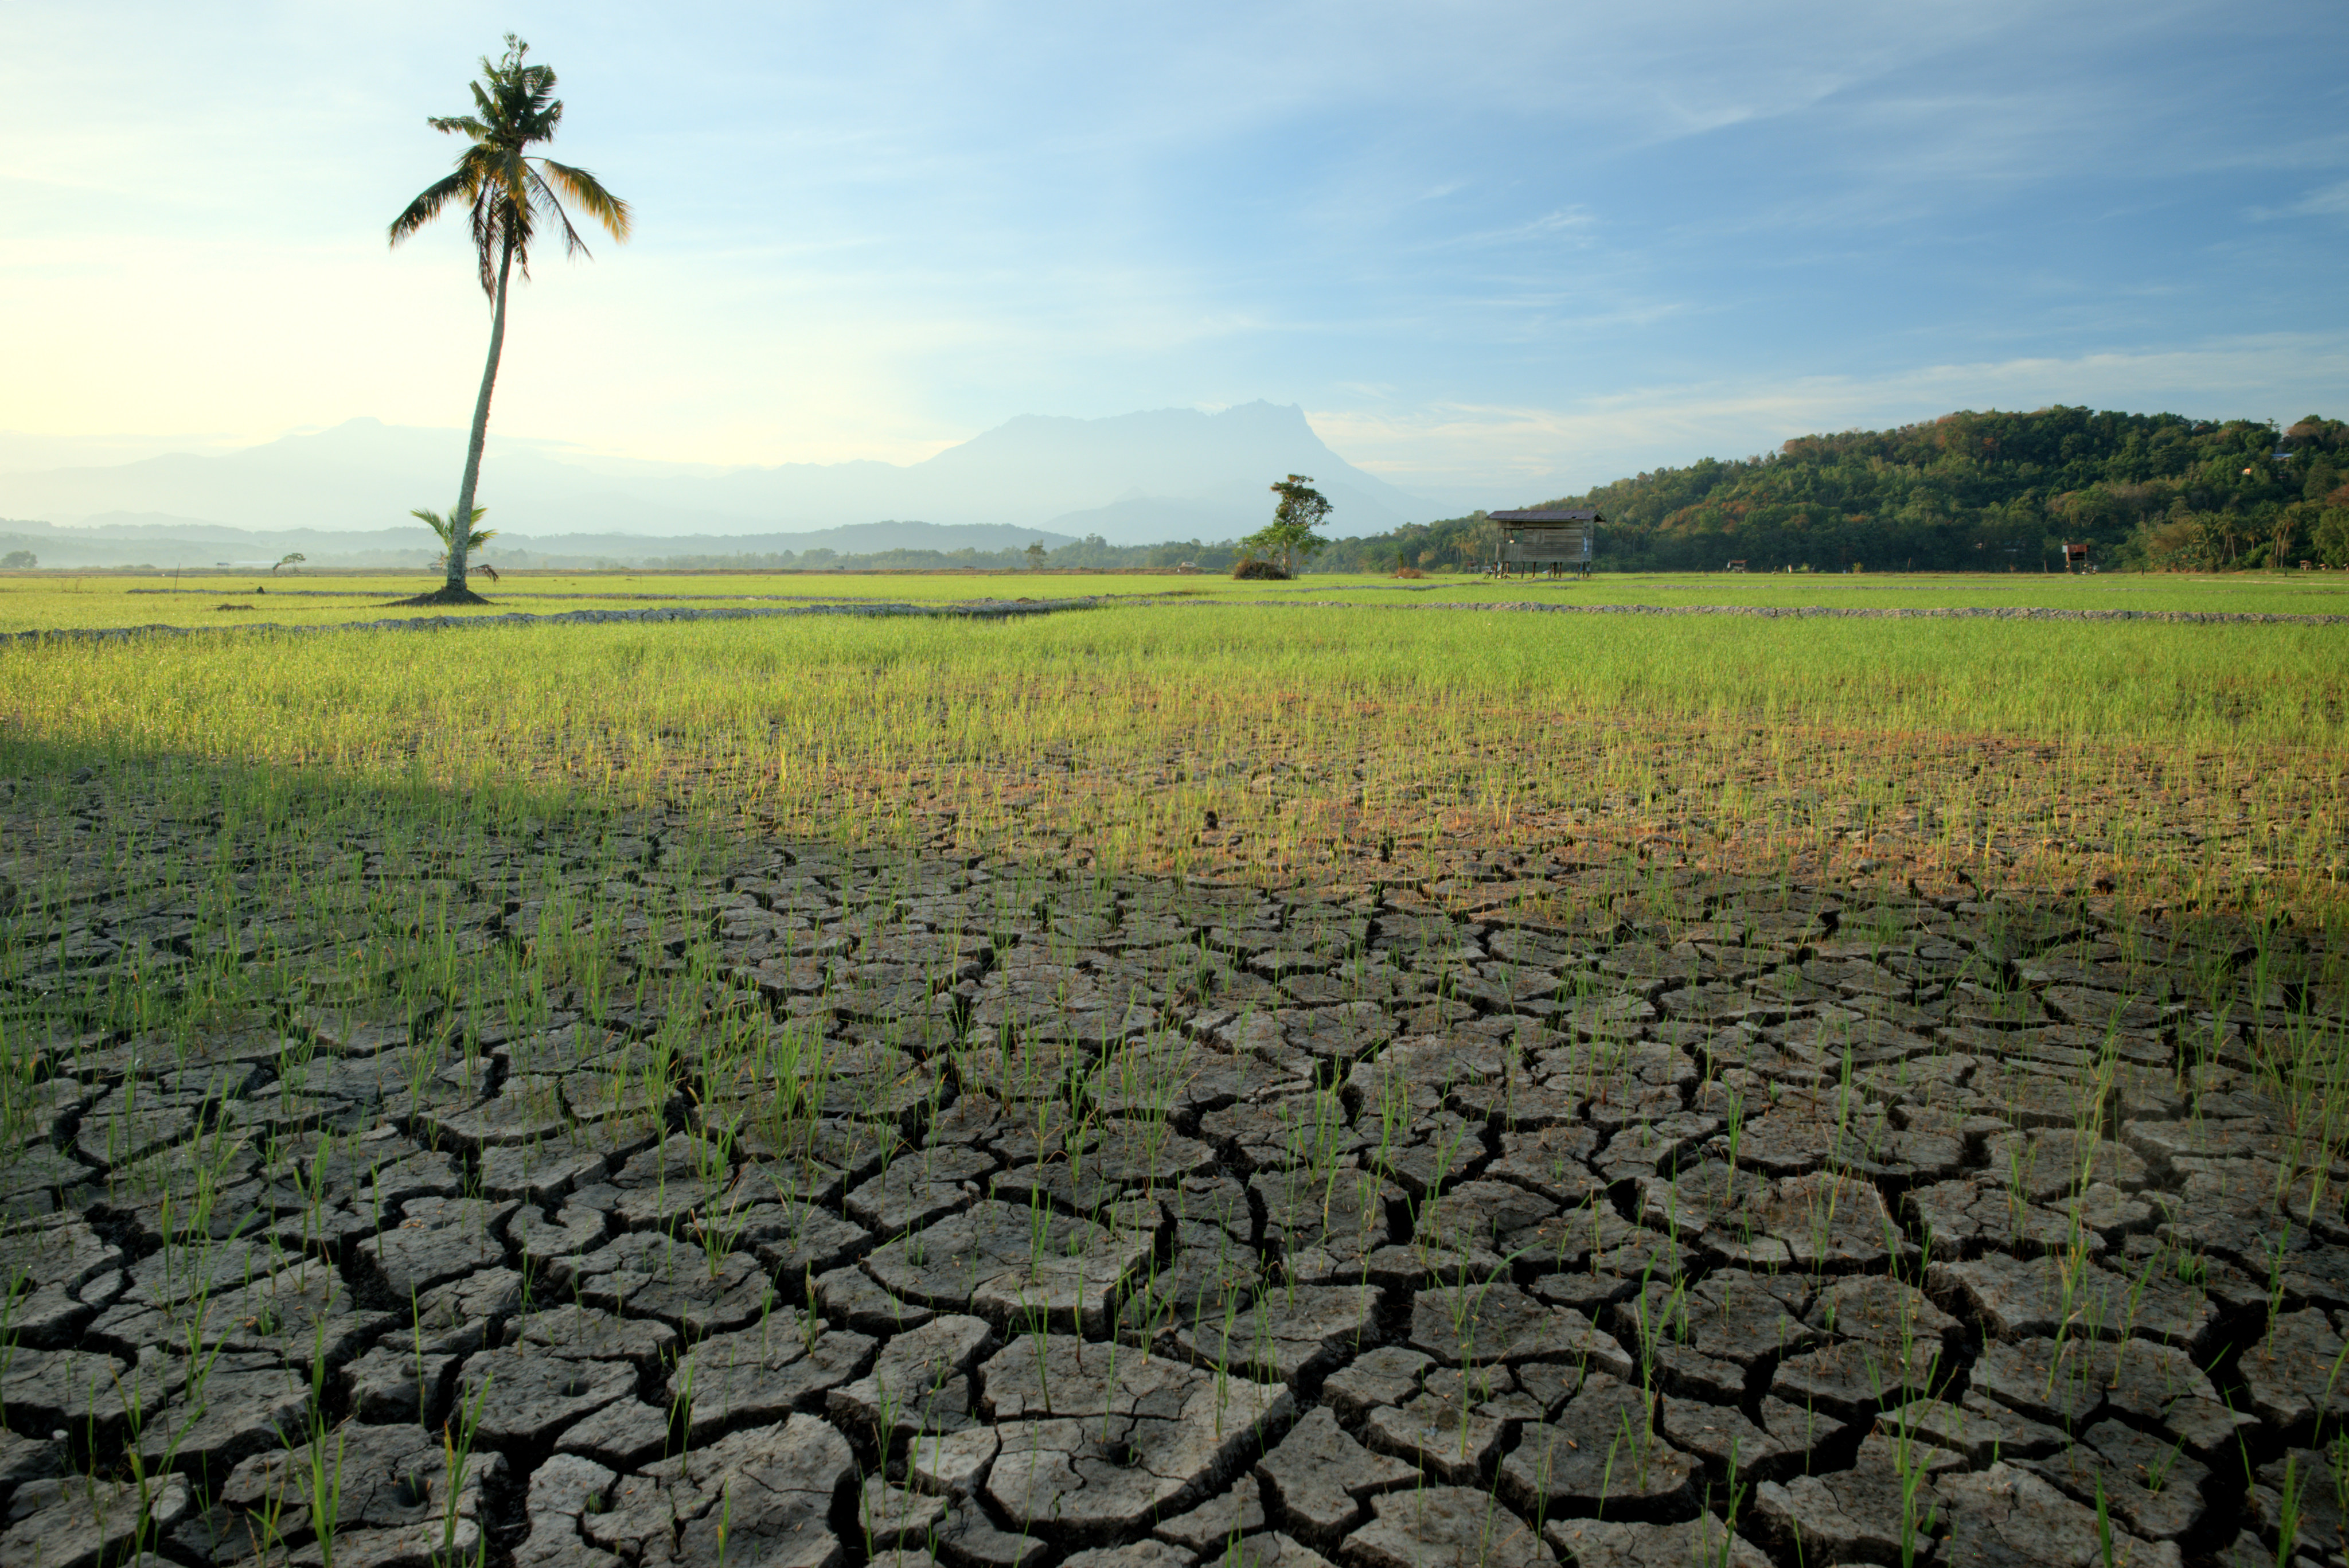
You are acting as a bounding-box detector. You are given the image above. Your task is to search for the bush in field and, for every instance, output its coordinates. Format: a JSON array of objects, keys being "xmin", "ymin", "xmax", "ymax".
[
  {"xmin": 1243, "ymin": 474, "xmax": 1332, "ymax": 576},
  {"xmin": 1232, "ymin": 559, "xmax": 1289, "ymax": 580}
]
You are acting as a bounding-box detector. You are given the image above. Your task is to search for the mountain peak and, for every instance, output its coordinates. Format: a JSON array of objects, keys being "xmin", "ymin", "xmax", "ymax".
[{"xmin": 0, "ymin": 401, "xmax": 1430, "ymax": 543}]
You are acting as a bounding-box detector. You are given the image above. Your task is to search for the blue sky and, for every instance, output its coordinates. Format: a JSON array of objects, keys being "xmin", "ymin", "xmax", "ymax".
[{"xmin": 2, "ymin": 0, "xmax": 2344, "ymax": 508}]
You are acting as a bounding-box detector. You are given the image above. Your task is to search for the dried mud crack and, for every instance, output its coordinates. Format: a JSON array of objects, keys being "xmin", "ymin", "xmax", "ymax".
[{"xmin": 1, "ymin": 806, "xmax": 2345, "ymax": 1568}]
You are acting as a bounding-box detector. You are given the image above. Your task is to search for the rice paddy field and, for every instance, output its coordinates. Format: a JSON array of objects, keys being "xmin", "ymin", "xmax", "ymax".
[
  {"xmin": 4, "ymin": 567, "xmax": 2349, "ymax": 633},
  {"xmin": 0, "ymin": 570, "xmax": 2342, "ymax": 1568}
]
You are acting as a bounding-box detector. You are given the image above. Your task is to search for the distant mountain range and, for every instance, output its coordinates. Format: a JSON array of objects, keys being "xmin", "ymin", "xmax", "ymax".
[
  {"xmin": 0, "ymin": 516, "xmax": 1085, "ymax": 571},
  {"xmin": 0, "ymin": 403, "xmax": 1446, "ymax": 566}
]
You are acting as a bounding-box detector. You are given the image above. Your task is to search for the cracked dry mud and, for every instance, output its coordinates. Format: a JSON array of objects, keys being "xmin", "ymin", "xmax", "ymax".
[{"xmin": 2, "ymin": 832, "xmax": 2347, "ymax": 1568}]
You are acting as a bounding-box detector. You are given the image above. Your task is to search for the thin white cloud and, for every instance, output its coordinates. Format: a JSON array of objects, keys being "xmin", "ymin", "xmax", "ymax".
[
  {"xmin": 1309, "ymin": 332, "xmax": 2349, "ymax": 501},
  {"xmin": 2289, "ymin": 181, "xmax": 2349, "ymax": 217},
  {"xmin": 1415, "ymin": 208, "xmax": 1598, "ymax": 254},
  {"xmin": 0, "ymin": 0, "xmax": 2342, "ymax": 483}
]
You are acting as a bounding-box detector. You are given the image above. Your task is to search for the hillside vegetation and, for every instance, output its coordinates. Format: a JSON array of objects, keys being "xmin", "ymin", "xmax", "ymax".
[
  {"xmin": 652, "ymin": 408, "xmax": 2349, "ymax": 575},
  {"xmin": 1341, "ymin": 407, "xmax": 2349, "ymax": 574},
  {"xmin": 10, "ymin": 407, "xmax": 2344, "ymax": 578}
]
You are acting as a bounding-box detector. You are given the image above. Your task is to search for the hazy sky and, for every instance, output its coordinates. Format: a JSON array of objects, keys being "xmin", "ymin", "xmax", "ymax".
[{"xmin": 3, "ymin": 1, "xmax": 2344, "ymax": 505}]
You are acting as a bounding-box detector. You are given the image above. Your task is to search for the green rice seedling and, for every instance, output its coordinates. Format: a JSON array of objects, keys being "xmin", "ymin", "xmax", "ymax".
[
  {"xmin": 1624, "ymin": 1276, "xmax": 1690, "ymax": 1393},
  {"xmin": 2304, "ymin": 1327, "xmax": 2349, "ymax": 1429},
  {"xmin": 686, "ymin": 1127, "xmax": 751, "ymax": 1275},
  {"xmin": 1721, "ymin": 1087, "xmax": 1747, "ymax": 1186},
  {"xmin": 120, "ymin": 1331, "xmax": 223, "ymax": 1544},
  {"xmin": 2276, "ymin": 1451, "xmax": 2302, "ymax": 1568},
  {"xmin": 1709, "ymin": 1441, "xmax": 1749, "ymax": 1568},
  {"xmin": 2141, "ymin": 1437, "xmax": 2188, "ymax": 1497},
  {"xmin": 438, "ymin": 1369, "xmax": 491, "ymax": 1561},
  {"xmin": 0, "ymin": 1271, "xmax": 33, "ymax": 1426},
  {"xmin": 303, "ymin": 1417, "xmax": 350, "ymax": 1568},
  {"xmin": 1893, "ymin": 1421, "xmax": 1939, "ymax": 1568},
  {"xmin": 1023, "ymin": 1296, "xmax": 1054, "ymax": 1413},
  {"xmin": 867, "ymin": 1372, "xmax": 904, "ymax": 1481},
  {"xmin": 1595, "ymin": 1402, "xmax": 1641, "ymax": 1519}
]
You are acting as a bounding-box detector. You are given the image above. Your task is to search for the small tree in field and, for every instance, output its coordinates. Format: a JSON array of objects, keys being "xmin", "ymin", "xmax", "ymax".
[
  {"xmin": 1026, "ymin": 540, "xmax": 1048, "ymax": 570},
  {"xmin": 415, "ymin": 507, "xmax": 497, "ymax": 572},
  {"xmin": 272, "ymin": 552, "xmax": 305, "ymax": 574},
  {"xmin": 1245, "ymin": 474, "xmax": 1332, "ymax": 576}
]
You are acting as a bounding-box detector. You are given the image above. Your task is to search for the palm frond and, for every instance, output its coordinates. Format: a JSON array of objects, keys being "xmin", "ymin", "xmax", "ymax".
[
  {"xmin": 451, "ymin": 142, "xmax": 501, "ymax": 189},
  {"xmin": 496, "ymin": 145, "xmax": 536, "ymax": 204},
  {"xmin": 410, "ymin": 506, "xmax": 488, "ymax": 551},
  {"xmin": 469, "ymin": 194, "xmax": 496, "ymax": 295},
  {"xmin": 388, "ymin": 173, "xmax": 467, "ymax": 247},
  {"xmin": 525, "ymin": 166, "xmax": 592, "ymax": 259},
  {"xmin": 468, "ymin": 190, "xmax": 526, "ymax": 296},
  {"xmin": 534, "ymin": 158, "xmax": 632, "ymax": 241},
  {"xmin": 396, "ymin": 37, "xmax": 618, "ymax": 296},
  {"xmin": 498, "ymin": 150, "xmax": 542, "ymax": 279}
]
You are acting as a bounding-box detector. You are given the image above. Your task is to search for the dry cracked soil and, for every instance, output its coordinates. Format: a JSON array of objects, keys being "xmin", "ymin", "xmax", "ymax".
[{"xmin": 1, "ymin": 809, "xmax": 2346, "ymax": 1568}]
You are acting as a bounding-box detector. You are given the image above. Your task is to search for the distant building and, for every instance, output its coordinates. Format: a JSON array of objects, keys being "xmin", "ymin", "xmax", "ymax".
[{"xmin": 1492, "ymin": 509, "xmax": 1599, "ymax": 578}]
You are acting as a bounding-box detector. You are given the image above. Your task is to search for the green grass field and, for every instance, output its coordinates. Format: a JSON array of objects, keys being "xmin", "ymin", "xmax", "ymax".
[
  {"xmin": 3, "ymin": 590, "xmax": 2341, "ymax": 920},
  {"xmin": 2, "ymin": 567, "xmax": 2344, "ymax": 634}
]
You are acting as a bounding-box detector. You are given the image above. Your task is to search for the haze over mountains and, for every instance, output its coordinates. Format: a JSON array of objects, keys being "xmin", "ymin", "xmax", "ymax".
[{"xmin": 0, "ymin": 402, "xmax": 1450, "ymax": 567}]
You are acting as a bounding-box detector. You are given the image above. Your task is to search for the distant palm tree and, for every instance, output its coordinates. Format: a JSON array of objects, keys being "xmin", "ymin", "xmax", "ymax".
[{"xmin": 389, "ymin": 35, "xmax": 630, "ymax": 604}]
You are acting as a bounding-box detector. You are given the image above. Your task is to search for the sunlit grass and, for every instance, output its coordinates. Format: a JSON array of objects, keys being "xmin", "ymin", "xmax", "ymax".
[
  {"xmin": 3, "ymin": 603, "xmax": 2342, "ymax": 919},
  {"xmin": 1, "ymin": 567, "xmax": 2345, "ymax": 634}
]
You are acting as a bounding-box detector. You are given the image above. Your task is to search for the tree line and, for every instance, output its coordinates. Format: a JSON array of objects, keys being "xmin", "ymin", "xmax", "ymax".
[
  {"xmin": 1383, "ymin": 407, "xmax": 2349, "ymax": 574},
  {"xmin": 867, "ymin": 408, "xmax": 2349, "ymax": 577},
  {"xmin": 643, "ymin": 535, "xmax": 1255, "ymax": 574}
]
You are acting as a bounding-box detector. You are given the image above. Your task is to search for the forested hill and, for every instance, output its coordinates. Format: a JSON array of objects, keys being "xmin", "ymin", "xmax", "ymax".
[
  {"xmin": 1560, "ymin": 407, "xmax": 2349, "ymax": 570},
  {"xmin": 1342, "ymin": 407, "xmax": 2349, "ymax": 573}
]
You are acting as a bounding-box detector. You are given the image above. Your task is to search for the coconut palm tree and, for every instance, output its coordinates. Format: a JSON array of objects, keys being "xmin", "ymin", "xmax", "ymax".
[{"xmin": 389, "ymin": 35, "xmax": 630, "ymax": 604}]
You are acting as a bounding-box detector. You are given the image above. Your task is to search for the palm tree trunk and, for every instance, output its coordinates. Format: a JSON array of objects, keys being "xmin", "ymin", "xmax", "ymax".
[{"xmin": 442, "ymin": 232, "xmax": 515, "ymax": 597}]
